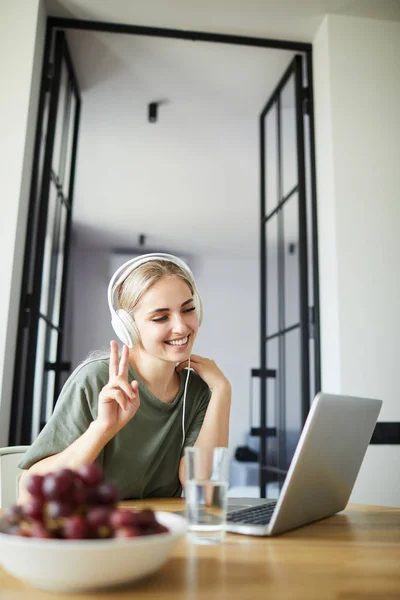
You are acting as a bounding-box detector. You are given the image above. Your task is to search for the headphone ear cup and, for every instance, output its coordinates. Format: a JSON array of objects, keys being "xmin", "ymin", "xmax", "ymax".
[{"xmin": 112, "ymin": 309, "xmax": 139, "ymax": 348}]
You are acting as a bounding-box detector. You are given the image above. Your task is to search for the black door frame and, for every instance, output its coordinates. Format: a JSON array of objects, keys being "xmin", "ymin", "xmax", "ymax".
[
  {"xmin": 9, "ymin": 28, "xmax": 81, "ymax": 445},
  {"xmin": 258, "ymin": 55, "xmax": 313, "ymax": 496},
  {"xmin": 10, "ymin": 16, "xmax": 321, "ymax": 453}
]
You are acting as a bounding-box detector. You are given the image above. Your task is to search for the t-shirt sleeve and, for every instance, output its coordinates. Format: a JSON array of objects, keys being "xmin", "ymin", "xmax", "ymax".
[
  {"xmin": 181, "ymin": 385, "xmax": 212, "ymax": 456},
  {"xmin": 18, "ymin": 374, "xmax": 99, "ymax": 470}
]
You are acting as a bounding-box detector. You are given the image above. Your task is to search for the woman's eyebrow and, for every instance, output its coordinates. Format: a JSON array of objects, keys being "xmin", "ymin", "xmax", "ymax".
[
  {"xmin": 147, "ymin": 298, "xmax": 194, "ymax": 316},
  {"xmin": 181, "ymin": 298, "xmax": 194, "ymax": 307}
]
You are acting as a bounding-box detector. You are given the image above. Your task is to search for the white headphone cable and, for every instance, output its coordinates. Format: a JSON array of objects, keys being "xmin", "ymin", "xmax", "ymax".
[{"xmin": 181, "ymin": 355, "xmax": 191, "ymax": 449}]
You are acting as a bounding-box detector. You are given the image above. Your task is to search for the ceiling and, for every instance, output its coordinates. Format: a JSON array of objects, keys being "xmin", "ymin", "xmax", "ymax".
[
  {"xmin": 47, "ymin": 0, "xmax": 400, "ymax": 43},
  {"xmin": 46, "ymin": 0, "xmax": 400, "ymax": 258},
  {"xmin": 65, "ymin": 30, "xmax": 296, "ymax": 258}
]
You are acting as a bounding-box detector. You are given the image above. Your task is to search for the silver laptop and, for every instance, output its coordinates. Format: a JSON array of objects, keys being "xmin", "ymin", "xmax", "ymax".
[{"xmin": 226, "ymin": 392, "xmax": 382, "ymax": 536}]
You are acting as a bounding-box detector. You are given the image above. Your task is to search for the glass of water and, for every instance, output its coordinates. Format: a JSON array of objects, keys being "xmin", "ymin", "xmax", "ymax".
[{"xmin": 184, "ymin": 446, "xmax": 229, "ymax": 544}]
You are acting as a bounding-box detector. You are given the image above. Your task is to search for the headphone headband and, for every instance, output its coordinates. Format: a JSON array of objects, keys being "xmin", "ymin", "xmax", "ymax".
[{"xmin": 108, "ymin": 253, "xmax": 202, "ymax": 347}]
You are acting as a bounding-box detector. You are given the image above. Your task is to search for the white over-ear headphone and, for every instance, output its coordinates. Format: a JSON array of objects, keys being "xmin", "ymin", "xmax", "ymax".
[
  {"xmin": 107, "ymin": 252, "xmax": 202, "ymax": 449},
  {"xmin": 107, "ymin": 253, "xmax": 203, "ymax": 349}
]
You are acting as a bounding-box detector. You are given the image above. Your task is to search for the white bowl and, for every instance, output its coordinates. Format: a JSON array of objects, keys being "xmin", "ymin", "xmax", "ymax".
[{"xmin": 0, "ymin": 511, "xmax": 187, "ymax": 592}]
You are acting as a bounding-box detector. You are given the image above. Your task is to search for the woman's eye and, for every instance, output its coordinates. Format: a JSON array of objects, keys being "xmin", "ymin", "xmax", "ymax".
[{"xmin": 152, "ymin": 306, "xmax": 195, "ymax": 322}]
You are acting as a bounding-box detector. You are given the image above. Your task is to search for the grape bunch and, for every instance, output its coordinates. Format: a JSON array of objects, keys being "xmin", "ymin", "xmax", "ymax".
[{"xmin": 1, "ymin": 464, "xmax": 168, "ymax": 540}]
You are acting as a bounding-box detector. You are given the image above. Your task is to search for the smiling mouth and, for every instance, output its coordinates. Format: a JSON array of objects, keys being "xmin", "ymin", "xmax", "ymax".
[{"xmin": 165, "ymin": 335, "xmax": 189, "ymax": 347}]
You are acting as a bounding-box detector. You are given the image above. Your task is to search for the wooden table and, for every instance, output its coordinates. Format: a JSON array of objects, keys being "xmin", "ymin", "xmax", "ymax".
[{"xmin": 1, "ymin": 499, "xmax": 399, "ymax": 599}]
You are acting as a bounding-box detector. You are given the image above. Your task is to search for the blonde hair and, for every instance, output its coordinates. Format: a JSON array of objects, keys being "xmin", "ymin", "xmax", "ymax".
[{"xmin": 116, "ymin": 259, "xmax": 195, "ymax": 315}]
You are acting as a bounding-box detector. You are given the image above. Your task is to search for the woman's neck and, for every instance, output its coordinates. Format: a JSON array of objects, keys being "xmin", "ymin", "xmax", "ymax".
[{"xmin": 128, "ymin": 348, "xmax": 180, "ymax": 403}]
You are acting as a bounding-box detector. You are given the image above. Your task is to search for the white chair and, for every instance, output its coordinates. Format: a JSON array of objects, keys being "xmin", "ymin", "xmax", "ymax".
[{"xmin": 0, "ymin": 446, "xmax": 29, "ymax": 508}]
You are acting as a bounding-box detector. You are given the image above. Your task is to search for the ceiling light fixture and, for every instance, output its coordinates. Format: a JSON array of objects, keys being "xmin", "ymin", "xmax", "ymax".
[{"xmin": 148, "ymin": 102, "xmax": 158, "ymax": 123}]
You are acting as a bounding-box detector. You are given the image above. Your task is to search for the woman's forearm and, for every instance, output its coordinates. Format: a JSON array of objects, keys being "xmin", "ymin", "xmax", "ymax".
[
  {"xmin": 195, "ymin": 382, "xmax": 231, "ymax": 448},
  {"xmin": 18, "ymin": 421, "xmax": 113, "ymax": 504},
  {"xmin": 178, "ymin": 383, "xmax": 231, "ymax": 486}
]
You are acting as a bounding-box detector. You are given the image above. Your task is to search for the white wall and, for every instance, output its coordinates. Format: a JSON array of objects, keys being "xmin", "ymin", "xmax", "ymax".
[
  {"xmin": 314, "ymin": 15, "xmax": 400, "ymax": 506},
  {"xmin": 192, "ymin": 256, "xmax": 260, "ymax": 456},
  {"xmin": 0, "ymin": 0, "xmax": 46, "ymax": 445},
  {"xmin": 70, "ymin": 249, "xmax": 259, "ymax": 456}
]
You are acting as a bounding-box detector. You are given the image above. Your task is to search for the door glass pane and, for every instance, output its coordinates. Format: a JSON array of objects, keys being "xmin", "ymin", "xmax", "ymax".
[
  {"xmin": 45, "ymin": 329, "xmax": 59, "ymax": 422},
  {"xmin": 283, "ymin": 193, "xmax": 300, "ymax": 328},
  {"xmin": 265, "ymin": 101, "xmax": 278, "ymax": 216},
  {"xmin": 39, "ymin": 182, "xmax": 59, "ymax": 317},
  {"xmin": 281, "ymin": 74, "xmax": 297, "ymax": 198},
  {"xmin": 61, "ymin": 260, "xmax": 74, "ymax": 363},
  {"xmin": 265, "ymin": 215, "xmax": 279, "ymax": 336},
  {"xmin": 309, "ymin": 337, "xmax": 315, "ymax": 405},
  {"xmin": 52, "ymin": 61, "xmax": 68, "ymax": 178},
  {"xmin": 52, "ymin": 202, "xmax": 68, "ymax": 327},
  {"xmin": 250, "ymin": 376, "xmax": 261, "ymax": 430},
  {"xmin": 265, "ymin": 338, "xmax": 278, "ymax": 484},
  {"xmin": 63, "ymin": 92, "xmax": 77, "ymax": 197},
  {"xmin": 58, "ymin": 81, "xmax": 72, "ymax": 188},
  {"xmin": 304, "ymin": 109, "xmax": 314, "ymax": 307},
  {"xmin": 284, "ymin": 328, "xmax": 302, "ymax": 466},
  {"xmin": 31, "ymin": 318, "xmax": 47, "ymax": 440},
  {"xmin": 266, "ymin": 339, "xmax": 278, "ymax": 432},
  {"xmin": 27, "ymin": 91, "xmax": 51, "ymax": 294}
]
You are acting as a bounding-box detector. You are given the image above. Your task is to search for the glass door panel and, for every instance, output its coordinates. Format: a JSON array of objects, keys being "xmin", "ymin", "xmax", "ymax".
[
  {"xmin": 265, "ymin": 102, "xmax": 279, "ymax": 215},
  {"xmin": 63, "ymin": 92, "xmax": 77, "ymax": 196},
  {"xmin": 283, "ymin": 193, "xmax": 300, "ymax": 329},
  {"xmin": 266, "ymin": 216, "xmax": 279, "ymax": 336},
  {"xmin": 52, "ymin": 202, "xmax": 68, "ymax": 327},
  {"xmin": 284, "ymin": 328, "xmax": 302, "ymax": 465},
  {"xmin": 266, "ymin": 338, "xmax": 279, "ymax": 484},
  {"xmin": 32, "ymin": 318, "xmax": 48, "ymax": 440},
  {"xmin": 39, "ymin": 182, "xmax": 59, "ymax": 317},
  {"xmin": 281, "ymin": 74, "xmax": 297, "ymax": 198},
  {"xmin": 52, "ymin": 62, "xmax": 69, "ymax": 177}
]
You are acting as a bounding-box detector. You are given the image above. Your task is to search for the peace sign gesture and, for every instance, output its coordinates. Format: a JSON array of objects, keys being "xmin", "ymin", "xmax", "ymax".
[{"xmin": 96, "ymin": 340, "xmax": 140, "ymax": 437}]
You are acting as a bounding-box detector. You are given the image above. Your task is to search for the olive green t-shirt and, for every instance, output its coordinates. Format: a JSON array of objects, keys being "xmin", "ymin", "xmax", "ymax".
[{"xmin": 19, "ymin": 358, "xmax": 211, "ymax": 500}]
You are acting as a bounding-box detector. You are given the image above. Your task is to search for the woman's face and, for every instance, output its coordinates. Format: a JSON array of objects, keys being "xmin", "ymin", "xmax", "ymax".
[{"xmin": 133, "ymin": 275, "xmax": 199, "ymax": 363}]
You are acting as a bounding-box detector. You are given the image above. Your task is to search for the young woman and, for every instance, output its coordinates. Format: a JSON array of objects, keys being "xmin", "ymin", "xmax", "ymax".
[{"xmin": 18, "ymin": 253, "xmax": 231, "ymax": 502}]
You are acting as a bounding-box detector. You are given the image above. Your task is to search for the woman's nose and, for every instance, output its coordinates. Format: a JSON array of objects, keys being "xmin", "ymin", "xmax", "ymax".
[{"xmin": 170, "ymin": 313, "xmax": 188, "ymax": 332}]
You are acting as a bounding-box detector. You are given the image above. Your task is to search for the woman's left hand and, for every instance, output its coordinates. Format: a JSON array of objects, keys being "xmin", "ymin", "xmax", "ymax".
[{"xmin": 176, "ymin": 354, "xmax": 230, "ymax": 391}]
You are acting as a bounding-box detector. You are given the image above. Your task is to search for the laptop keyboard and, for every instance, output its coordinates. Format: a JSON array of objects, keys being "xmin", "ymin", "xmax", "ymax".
[{"xmin": 227, "ymin": 502, "xmax": 277, "ymax": 526}]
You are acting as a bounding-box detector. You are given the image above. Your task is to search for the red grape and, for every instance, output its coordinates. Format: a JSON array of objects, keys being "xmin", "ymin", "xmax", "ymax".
[
  {"xmin": 135, "ymin": 508, "xmax": 156, "ymax": 528},
  {"xmin": 96, "ymin": 482, "xmax": 119, "ymax": 505},
  {"xmin": 86, "ymin": 507, "xmax": 111, "ymax": 528},
  {"xmin": 71, "ymin": 482, "xmax": 97, "ymax": 507},
  {"xmin": 114, "ymin": 525, "xmax": 141, "ymax": 538},
  {"xmin": 109, "ymin": 508, "xmax": 134, "ymax": 529},
  {"xmin": 30, "ymin": 522, "xmax": 52, "ymax": 539},
  {"xmin": 76, "ymin": 463, "xmax": 103, "ymax": 487},
  {"xmin": 47, "ymin": 500, "xmax": 75, "ymax": 519},
  {"xmin": 3, "ymin": 504, "xmax": 24, "ymax": 524},
  {"xmin": 63, "ymin": 515, "xmax": 90, "ymax": 540},
  {"xmin": 42, "ymin": 469, "xmax": 74, "ymax": 501},
  {"xmin": 153, "ymin": 524, "xmax": 169, "ymax": 534},
  {"xmin": 23, "ymin": 497, "xmax": 44, "ymax": 521},
  {"xmin": 26, "ymin": 474, "xmax": 44, "ymax": 499}
]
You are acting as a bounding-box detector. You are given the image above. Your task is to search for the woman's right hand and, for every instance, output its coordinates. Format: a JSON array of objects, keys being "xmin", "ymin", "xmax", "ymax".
[{"xmin": 95, "ymin": 340, "xmax": 140, "ymax": 437}]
